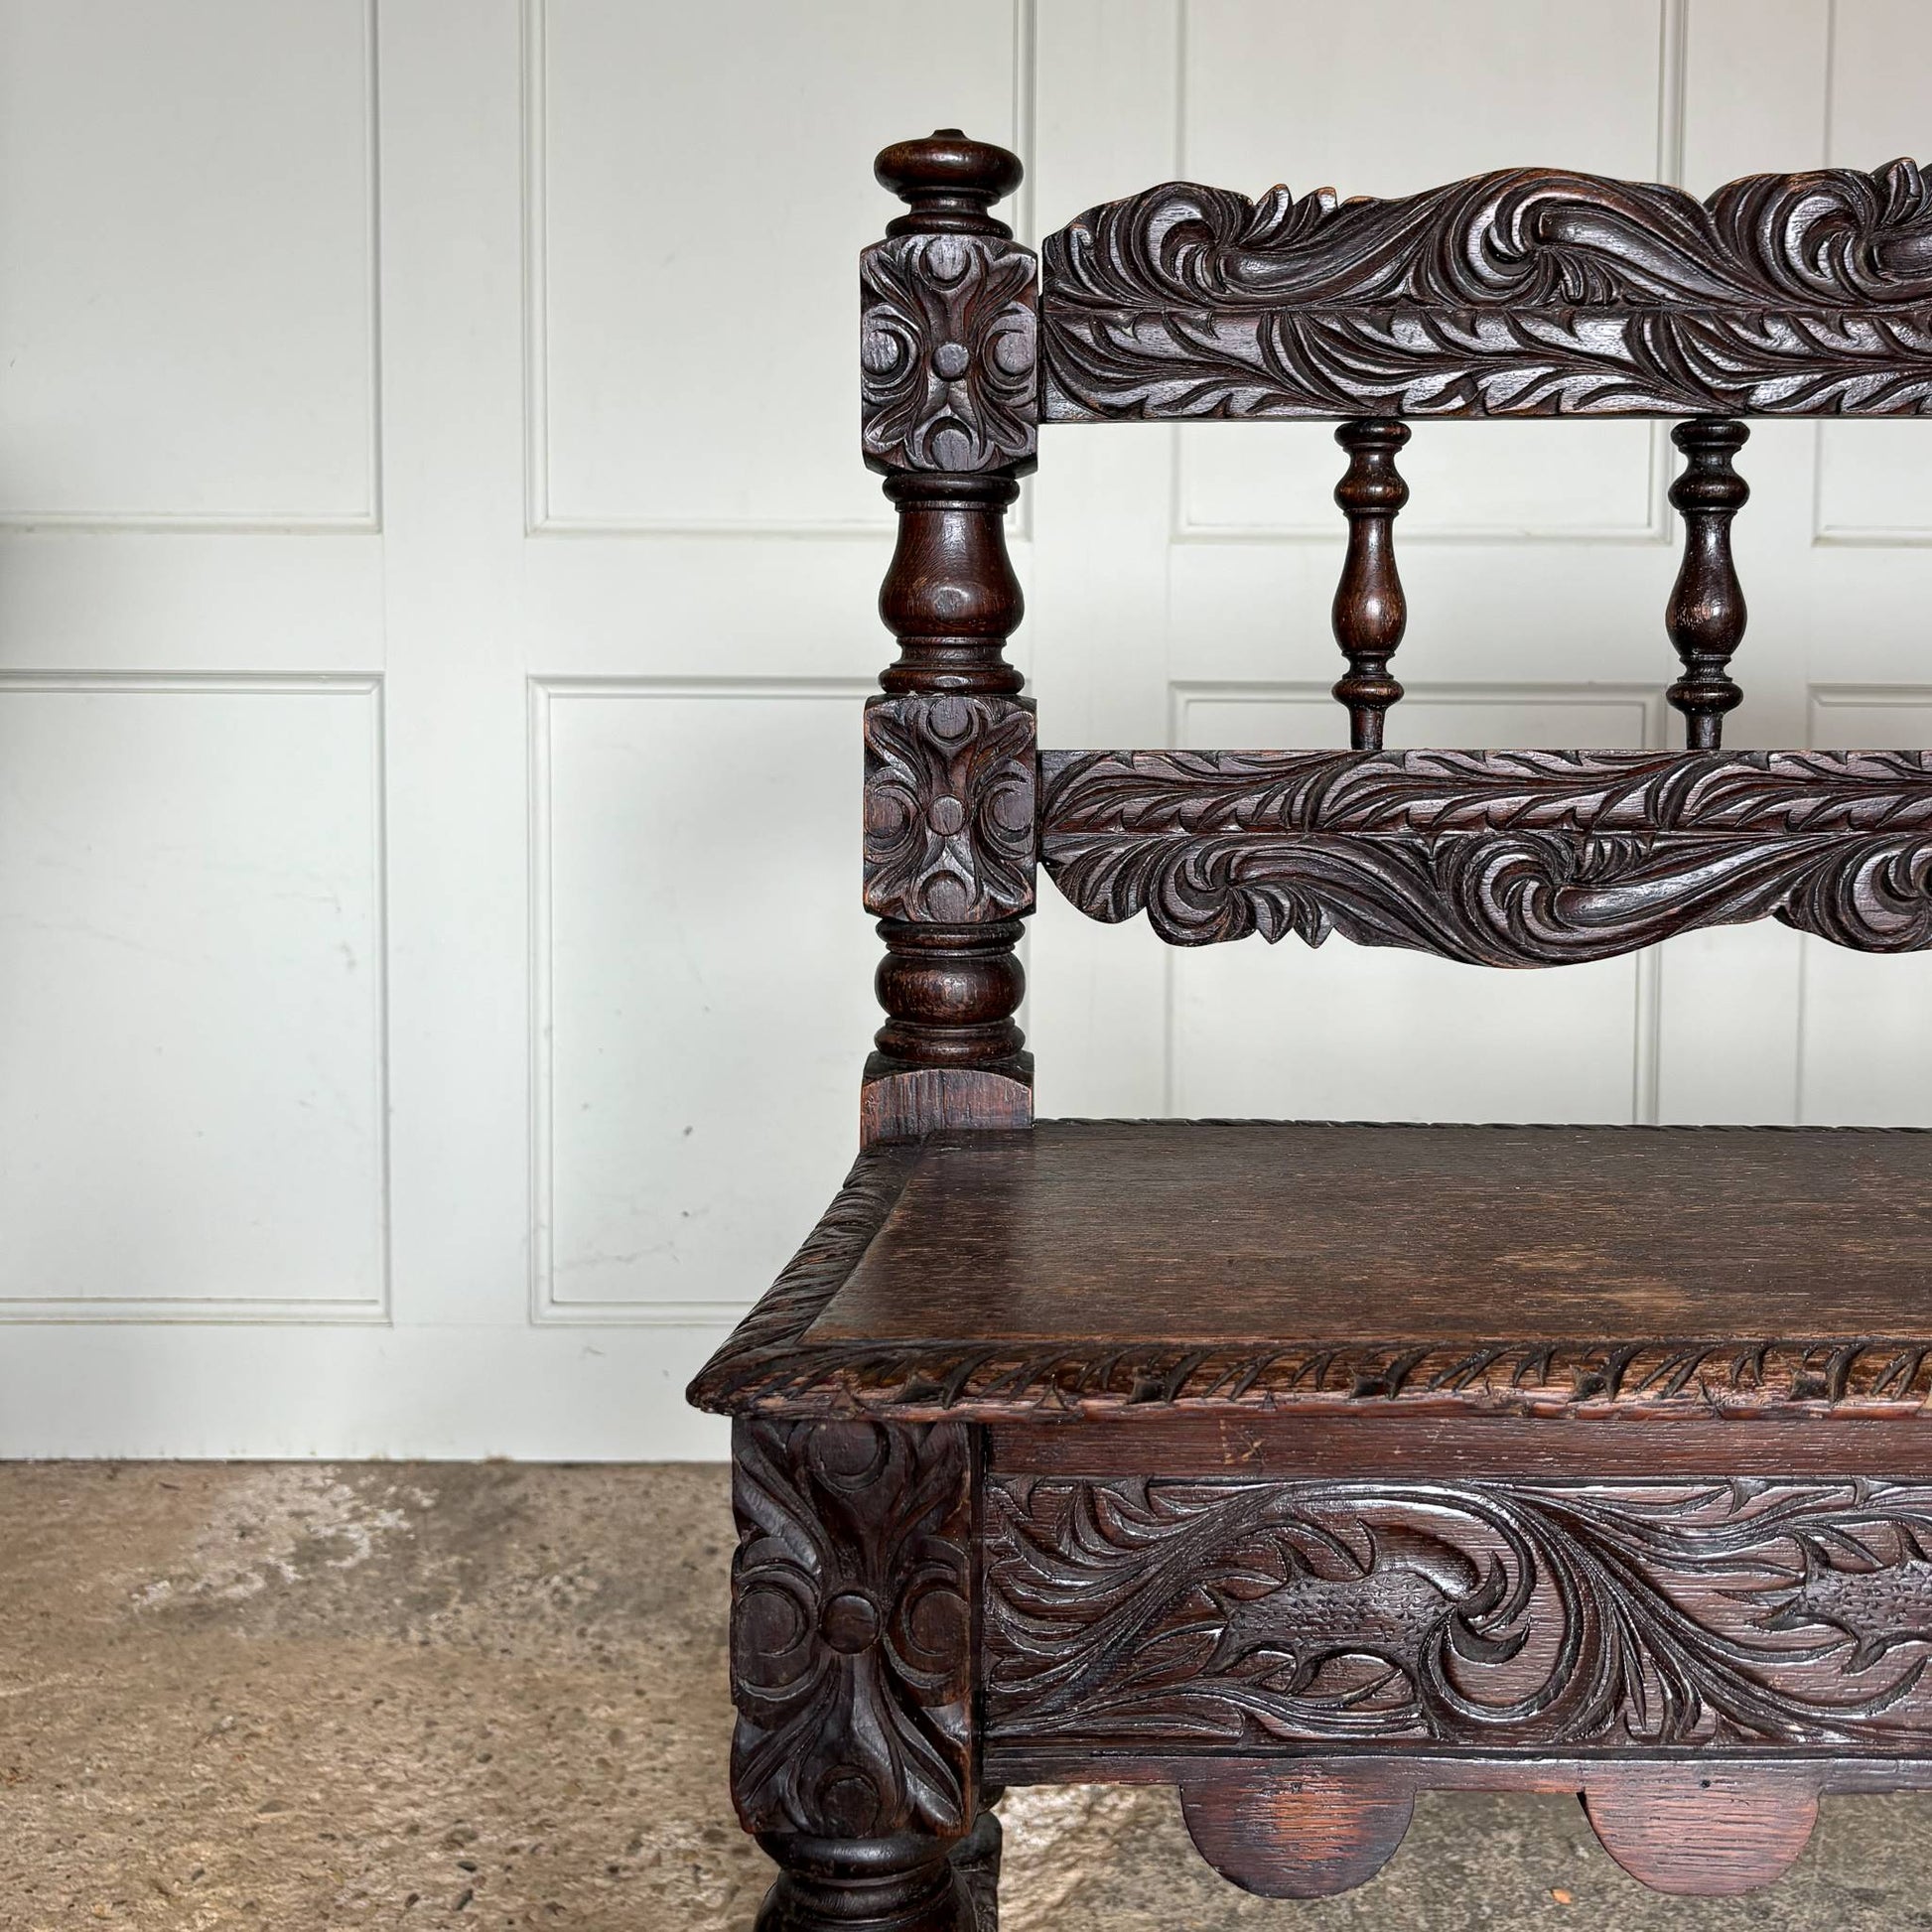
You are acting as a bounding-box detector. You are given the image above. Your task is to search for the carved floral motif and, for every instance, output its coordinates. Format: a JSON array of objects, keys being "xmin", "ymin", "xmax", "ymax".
[
  {"xmin": 1039, "ymin": 749, "xmax": 1932, "ymax": 961},
  {"xmin": 865, "ymin": 695, "xmax": 1036, "ymax": 922},
  {"xmin": 730, "ymin": 1417, "xmax": 975, "ymax": 1839},
  {"xmin": 1040, "ymin": 161, "xmax": 1932, "ymax": 419},
  {"xmin": 863, "ymin": 232, "xmax": 1037, "ymax": 471},
  {"xmin": 984, "ymin": 1476, "xmax": 1932, "ymax": 1749}
]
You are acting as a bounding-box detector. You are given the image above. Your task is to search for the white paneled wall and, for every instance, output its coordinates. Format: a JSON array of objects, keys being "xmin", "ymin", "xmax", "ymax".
[{"xmin": 2, "ymin": 1, "xmax": 1930, "ymax": 1457}]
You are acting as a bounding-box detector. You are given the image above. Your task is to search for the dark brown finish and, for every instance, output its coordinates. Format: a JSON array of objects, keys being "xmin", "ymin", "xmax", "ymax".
[
  {"xmin": 1329, "ymin": 420, "xmax": 1411, "ymax": 750},
  {"xmin": 1040, "ymin": 161, "xmax": 1932, "ymax": 421},
  {"xmin": 1179, "ymin": 1766, "xmax": 1415, "ymax": 1898},
  {"xmin": 863, "ymin": 695, "xmax": 1036, "ymax": 923},
  {"xmin": 988, "ymin": 1415, "xmax": 1932, "ymax": 1480},
  {"xmin": 1039, "ymin": 747, "xmax": 1932, "ymax": 959},
  {"xmin": 1666, "ymin": 418, "xmax": 1751, "ymax": 748},
  {"xmin": 1173, "ymin": 1759, "xmax": 1826, "ymax": 1899},
  {"xmin": 982, "ymin": 1471, "xmax": 1932, "ymax": 1749},
  {"xmin": 696, "ymin": 132, "xmax": 1932, "ymax": 1922},
  {"xmin": 693, "ymin": 1119, "xmax": 1932, "ymax": 1421},
  {"xmin": 731, "ymin": 1417, "xmax": 979, "ymax": 1931},
  {"xmin": 862, "ymin": 140, "xmax": 1035, "ymax": 1151}
]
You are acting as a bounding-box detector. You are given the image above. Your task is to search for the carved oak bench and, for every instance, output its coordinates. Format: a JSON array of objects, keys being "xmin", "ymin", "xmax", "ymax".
[{"xmin": 690, "ymin": 132, "xmax": 1932, "ymax": 1929}]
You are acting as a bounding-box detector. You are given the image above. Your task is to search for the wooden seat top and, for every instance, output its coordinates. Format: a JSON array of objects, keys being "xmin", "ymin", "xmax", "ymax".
[{"xmin": 689, "ymin": 1120, "xmax": 1932, "ymax": 1423}]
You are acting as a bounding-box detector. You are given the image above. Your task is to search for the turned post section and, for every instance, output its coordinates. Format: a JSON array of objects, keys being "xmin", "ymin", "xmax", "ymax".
[
  {"xmin": 1331, "ymin": 419, "xmax": 1411, "ymax": 752},
  {"xmin": 860, "ymin": 131, "xmax": 1039, "ymax": 1147},
  {"xmin": 1666, "ymin": 417, "xmax": 1750, "ymax": 749}
]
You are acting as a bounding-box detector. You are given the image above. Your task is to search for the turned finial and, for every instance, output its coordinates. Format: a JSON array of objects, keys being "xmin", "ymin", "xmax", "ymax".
[{"xmin": 875, "ymin": 128, "xmax": 1024, "ymax": 237}]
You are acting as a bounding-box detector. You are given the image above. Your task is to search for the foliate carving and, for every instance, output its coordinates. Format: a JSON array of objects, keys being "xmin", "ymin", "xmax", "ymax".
[
  {"xmin": 1040, "ymin": 161, "xmax": 1932, "ymax": 419},
  {"xmin": 984, "ymin": 1477, "xmax": 1932, "ymax": 1750},
  {"xmin": 865, "ymin": 695, "xmax": 1037, "ymax": 921},
  {"xmin": 863, "ymin": 232, "xmax": 1038, "ymax": 472},
  {"xmin": 730, "ymin": 1418, "xmax": 975, "ymax": 1839},
  {"xmin": 1039, "ymin": 749, "xmax": 1932, "ymax": 962}
]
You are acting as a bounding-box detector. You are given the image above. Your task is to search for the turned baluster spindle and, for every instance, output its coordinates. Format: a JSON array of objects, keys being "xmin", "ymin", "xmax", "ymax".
[
  {"xmin": 1666, "ymin": 418, "xmax": 1750, "ymax": 750},
  {"xmin": 1331, "ymin": 418, "xmax": 1412, "ymax": 752}
]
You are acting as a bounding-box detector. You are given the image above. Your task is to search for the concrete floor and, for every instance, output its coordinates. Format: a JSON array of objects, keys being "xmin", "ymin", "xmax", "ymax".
[{"xmin": 3, "ymin": 1466, "xmax": 1932, "ymax": 1930}]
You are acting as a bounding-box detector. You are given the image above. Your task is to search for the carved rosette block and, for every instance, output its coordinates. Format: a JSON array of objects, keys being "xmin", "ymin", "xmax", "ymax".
[
  {"xmin": 731, "ymin": 1418, "xmax": 977, "ymax": 1842},
  {"xmin": 1039, "ymin": 747, "xmax": 1932, "ymax": 961},
  {"xmin": 864, "ymin": 694, "xmax": 1037, "ymax": 922},
  {"xmin": 862, "ymin": 232, "xmax": 1038, "ymax": 474},
  {"xmin": 983, "ymin": 1475, "xmax": 1932, "ymax": 1754},
  {"xmin": 1041, "ymin": 161, "xmax": 1932, "ymax": 420}
]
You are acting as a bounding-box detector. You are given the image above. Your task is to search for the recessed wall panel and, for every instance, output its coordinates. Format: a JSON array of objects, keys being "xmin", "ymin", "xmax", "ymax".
[
  {"xmin": 529, "ymin": 0, "xmax": 1022, "ymax": 531},
  {"xmin": 533, "ymin": 682, "xmax": 879, "ymax": 1319},
  {"xmin": 0, "ymin": 679, "xmax": 386, "ymax": 1317},
  {"xmin": 0, "ymin": 1, "xmax": 377, "ymax": 526}
]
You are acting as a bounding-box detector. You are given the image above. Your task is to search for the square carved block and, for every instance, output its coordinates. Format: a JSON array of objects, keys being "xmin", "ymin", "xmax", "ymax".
[{"xmin": 863, "ymin": 693, "xmax": 1036, "ymax": 923}]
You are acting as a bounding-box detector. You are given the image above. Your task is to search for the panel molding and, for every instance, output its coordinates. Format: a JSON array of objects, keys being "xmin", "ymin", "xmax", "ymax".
[
  {"xmin": 1169, "ymin": 0, "xmax": 1684, "ymax": 547},
  {"xmin": 519, "ymin": 0, "xmax": 1035, "ymax": 539},
  {"xmin": 0, "ymin": 0, "xmax": 383, "ymax": 535},
  {"xmin": 0, "ymin": 670, "xmax": 391, "ymax": 1322},
  {"xmin": 526, "ymin": 674, "xmax": 874, "ymax": 1324},
  {"xmin": 1165, "ymin": 679, "xmax": 1668, "ymax": 1121}
]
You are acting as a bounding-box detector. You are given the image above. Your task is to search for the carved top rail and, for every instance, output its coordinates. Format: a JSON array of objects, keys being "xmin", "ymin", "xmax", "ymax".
[{"xmin": 1040, "ymin": 160, "xmax": 1932, "ymax": 420}]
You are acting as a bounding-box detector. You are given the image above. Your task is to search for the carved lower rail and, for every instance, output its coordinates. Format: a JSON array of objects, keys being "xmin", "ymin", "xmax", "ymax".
[
  {"xmin": 981, "ymin": 1471, "xmax": 1932, "ymax": 1896},
  {"xmin": 1038, "ymin": 747, "xmax": 1932, "ymax": 960}
]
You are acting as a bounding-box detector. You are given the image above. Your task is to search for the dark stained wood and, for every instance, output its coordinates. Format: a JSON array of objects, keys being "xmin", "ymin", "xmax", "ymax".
[
  {"xmin": 730, "ymin": 1417, "xmax": 979, "ymax": 1932},
  {"xmin": 697, "ymin": 129, "xmax": 1932, "ymax": 1925},
  {"xmin": 989, "ymin": 1415, "xmax": 1932, "ymax": 1480},
  {"xmin": 1039, "ymin": 746, "xmax": 1932, "ymax": 960},
  {"xmin": 860, "ymin": 138, "xmax": 1036, "ymax": 1151},
  {"xmin": 1040, "ymin": 161, "xmax": 1932, "ymax": 421},
  {"xmin": 1179, "ymin": 1766, "xmax": 1414, "ymax": 1898},
  {"xmin": 695, "ymin": 1121, "xmax": 1932, "ymax": 1422},
  {"xmin": 1329, "ymin": 420, "xmax": 1411, "ymax": 750},
  {"xmin": 1666, "ymin": 419, "xmax": 1751, "ymax": 749},
  {"xmin": 1583, "ymin": 1763, "xmax": 1820, "ymax": 1894},
  {"xmin": 982, "ymin": 1470, "xmax": 1932, "ymax": 1752}
]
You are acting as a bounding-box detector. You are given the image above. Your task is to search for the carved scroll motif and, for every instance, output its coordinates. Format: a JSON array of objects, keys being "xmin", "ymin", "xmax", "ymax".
[
  {"xmin": 984, "ymin": 1476, "xmax": 1932, "ymax": 1750},
  {"xmin": 863, "ymin": 232, "xmax": 1038, "ymax": 471},
  {"xmin": 1040, "ymin": 161, "xmax": 1932, "ymax": 419},
  {"xmin": 730, "ymin": 1418, "xmax": 976, "ymax": 1839},
  {"xmin": 865, "ymin": 694, "xmax": 1037, "ymax": 922},
  {"xmin": 1039, "ymin": 749, "xmax": 1932, "ymax": 962}
]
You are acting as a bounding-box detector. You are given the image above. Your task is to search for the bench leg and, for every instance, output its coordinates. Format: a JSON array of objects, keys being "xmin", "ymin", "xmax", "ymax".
[
  {"xmin": 753, "ymin": 1830, "xmax": 979, "ymax": 1931},
  {"xmin": 729, "ymin": 1418, "xmax": 985, "ymax": 1931}
]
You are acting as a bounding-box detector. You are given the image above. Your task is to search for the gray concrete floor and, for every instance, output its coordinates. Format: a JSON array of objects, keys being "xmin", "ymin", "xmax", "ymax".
[{"xmin": 3, "ymin": 1465, "xmax": 1931, "ymax": 1930}]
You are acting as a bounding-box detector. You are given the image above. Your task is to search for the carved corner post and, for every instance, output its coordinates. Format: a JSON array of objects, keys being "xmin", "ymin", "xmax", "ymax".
[
  {"xmin": 860, "ymin": 131, "xmax": 1038, "ymax": 1148},
  {"xmin": 1330, "ymin": 419, "xmax": 1411, "ymax": 751},
  {"xmin": 731, "ymin": 1419, "xmax": 983, "ymax": 1932},
  {"xmin": 1666, "ymin": 417, "xmax": 1750, "ymax": 749}
]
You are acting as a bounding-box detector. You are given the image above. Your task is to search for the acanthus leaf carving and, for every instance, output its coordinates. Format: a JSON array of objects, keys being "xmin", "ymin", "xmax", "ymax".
[
  {"xmin": 865, "ymin": 694, "xmax": 1037, "ymax": 922},
  {"xmin": 730, "ymin": 1417, "xmax": 976, "ymax": 1840},
  {"xmin": 1038, "ymin": 749, "xmax": 1932, "ymax": 962},
  {"xmin": 984, "ymin": 1476, "xmax": 1932, "ymax": 1751},
  {"xmin": 1040, "ymin": 162, "xmax": 1932, "ymax": 420},
  {"xmin": 863, "ymin": 232, "xmax": 1038, "ymax": 472}
]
